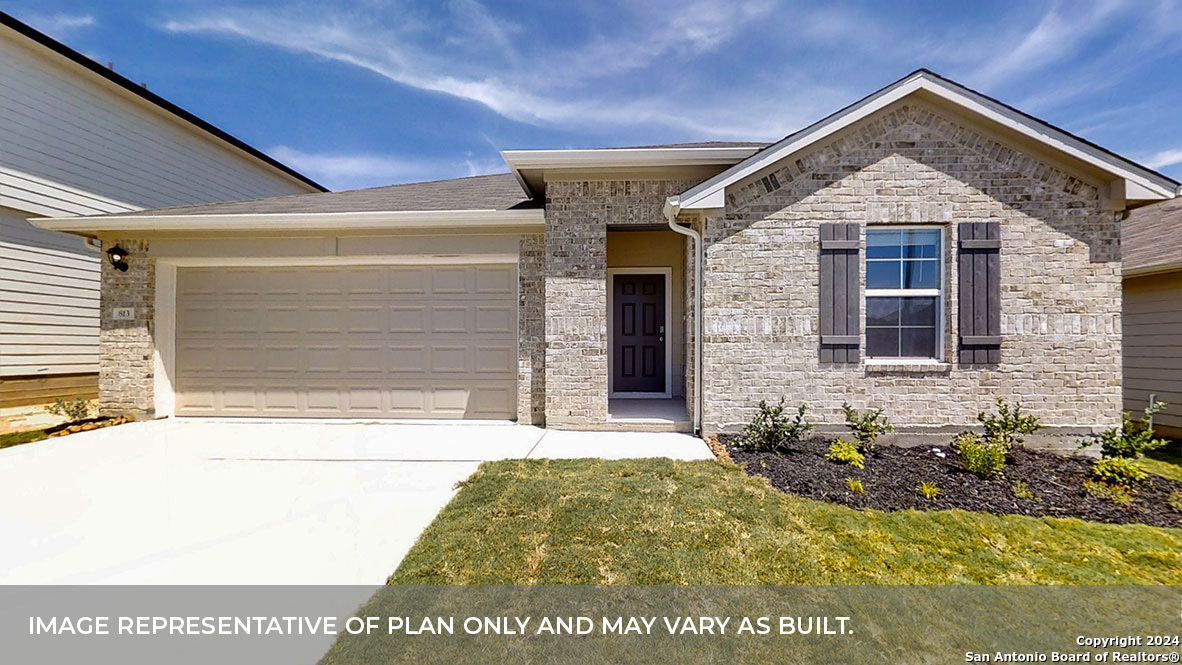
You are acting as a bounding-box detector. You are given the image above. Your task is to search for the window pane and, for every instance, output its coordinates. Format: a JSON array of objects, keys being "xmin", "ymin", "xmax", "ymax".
[
  {"xmin": 902, "ymin": 229, "xmax": 939, "ymax": 258},
  {"xmin": 900, "ymin": 297, "xmax": 937, "ymax": 326},
  {"xmin": 866, "ymin": 230, "xmax": 901, "ymax": 259},
  {"xmin": 866, "ymin": 328, "xmax": 899, "ymax": 357},
  {"xmin": 866, "ymin": 297, "xmax": 901, "ymax": 326},
  {"xmin": 903, "ymin": 260, "xmax": 939, "ymax": 289},
  {"xmin": 866, "ymin": 261, "xmax": 901, "ymax": 289},
  {"xmin": 900, "ymin": 328, "xmax": 937, "ymax": 358}
]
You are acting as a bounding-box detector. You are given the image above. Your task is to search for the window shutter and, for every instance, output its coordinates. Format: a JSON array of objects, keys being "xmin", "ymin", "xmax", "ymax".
[
  {"xmin": 957, "ymin": 221, "xmax": 1001, "ymax": 364},
  {"xmin": 819, "ymin": 222, "xmax": 860, "ymax": 364}
]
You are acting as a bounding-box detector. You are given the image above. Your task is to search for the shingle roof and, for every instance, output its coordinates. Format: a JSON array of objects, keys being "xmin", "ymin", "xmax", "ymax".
[
  {"xmin": 1124, "ymin": 198, "xmax": 1182, "ymax": 275},
  {"xmin": 118, "ymin": 172, "xmax": 535, "ymax": 216},
  {"xmin": 603, "ymin": 141, "xmax": 769, "ymax": 149}
]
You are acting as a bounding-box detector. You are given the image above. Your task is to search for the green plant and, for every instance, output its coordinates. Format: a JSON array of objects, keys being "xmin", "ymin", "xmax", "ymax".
[
  {"xmin": 734, "ymin": 399, "xmax": 813, "ymax": 452},
  {"xmin": 1083, "ymin": 401, "xmax": 1169, "ymax": 459},
  {"xmin": 977, "ymin": 398, "xmax": 1042, "ymax": 451},
  {"xmin": 1168, "ymin": 491, "xmax": 1182, "ymax": 513},
  {"xmin": 918, "ymin": 481, "xmax": 939, "ymax": 501},
  {"xmin": 1082, "ymin": 480, "xmax": 1133, "ymax": 506},
  {"xmin": 1089, "ymin": 458, "xmax": 1148, "ymax": 488},
  {"xmin": 825, "ymin": 440, "xmax": 864, "ymax": 469},
  {"xmin": 46, "ymin": 398, "xmax": 91, "ymax": 422},
  {"xmin": 846, "ymin": 478, "xmax": 864, "ymax": 494},
  {"xmin": 952, "ymin": 431, "xmax": 1006, "ymax": 479},
  {"xmin": 1010, "ymin": 480, "xmax": 1040, "ymax": 502},
  {"xmin": 841, "ymin": 402, "xmax": 894, "ymax": 452}
]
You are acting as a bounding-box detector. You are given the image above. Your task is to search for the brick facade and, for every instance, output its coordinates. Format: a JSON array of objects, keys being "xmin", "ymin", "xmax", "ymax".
[
  {"xmin": 701, "ymin": 102, "xmax": 1122, "ymax": 437},
  {"xmin": 98, "ymin": 239, "xmax": 155, "ymax": 417},
  {"xmin": 517, "ymin": 233, "xmax": 545, "ymax": 425}
]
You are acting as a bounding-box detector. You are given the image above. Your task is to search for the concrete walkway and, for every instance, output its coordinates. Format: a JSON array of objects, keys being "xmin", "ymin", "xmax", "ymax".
[{"xmin": 0, "ymin": 419, "xmax": 710, "ymax": 584}]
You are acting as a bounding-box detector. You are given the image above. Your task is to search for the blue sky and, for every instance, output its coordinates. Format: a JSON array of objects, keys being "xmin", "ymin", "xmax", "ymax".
[{"xmin": 5, "ymin": 0, "xmax": 1182, "ymax": 191}]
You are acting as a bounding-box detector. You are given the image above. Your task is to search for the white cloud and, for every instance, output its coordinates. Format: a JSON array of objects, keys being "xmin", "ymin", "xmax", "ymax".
[
  {"xmin": 267, "ymin": 146, "xmax": 507, "ymax": 191},
  {"xmin": 23, "ymin": 12, "xmax": 96, "ymax": 40},
  {"xmin": 1143, "ymin": 149, "xmax": 1182, "ymax": 170}
]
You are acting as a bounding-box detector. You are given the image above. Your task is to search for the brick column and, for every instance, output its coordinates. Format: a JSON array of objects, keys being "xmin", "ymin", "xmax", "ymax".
[
  {"xmin": 98, "ymin": 239, "xmax": 155, "ymax": 417},
  {"xmin": 517, "ymin": 233, "xmax": 546, "ymax": 425}
]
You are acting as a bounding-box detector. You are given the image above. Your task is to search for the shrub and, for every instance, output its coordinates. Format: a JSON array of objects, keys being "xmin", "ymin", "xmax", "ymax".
[
  {"xmin": 1082, "ymin": 480, "xmax": 1132, "ymax": 506},
  {"xmin": 1169, "ymin": 491, "xmax": 1182, "ymax": 513},
  {"xmin": 846, "ymin": 478, "xmax": 864, "ymax": 494},
  {"xmin": 1010, "ymin": 480, "xmax": 1040, "ymax": 502},
  {"xmin": 734, "ymin": 399, "xmax": 812, "ymax": 452},
  {"xmin": 952, "ymin": 431, "xmax": 1006, "ymax": 479},
  {"xmin": 1083, "ymin": 401, "xmax": 1169, "ymax": 459},
  {"xmin": 977, "ymin": 398, "xmax": 1041, "ymax": 451},
  {"xmin": 841, "ymin": 402, "xmax": 894, "ymax": 452},
  {"xmin": 825, "ymin": 440, "xmax": 864, "ymax": 469},
  {"xmin": 918, "ymin": 481, "xmax": 939, "ymax": 501},
  {"xmin": 46, "ymin": 398, "xmax": 91, "ymax": 422},
  {"xmin": 1089, "ymin": 458, "xmax": 1148, "ymax": 488}
]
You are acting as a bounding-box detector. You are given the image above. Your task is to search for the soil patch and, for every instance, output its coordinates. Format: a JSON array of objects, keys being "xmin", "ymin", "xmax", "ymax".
[{"xmin": 725, "ymin": 435, "xmax": 1182, "ymax": 528}]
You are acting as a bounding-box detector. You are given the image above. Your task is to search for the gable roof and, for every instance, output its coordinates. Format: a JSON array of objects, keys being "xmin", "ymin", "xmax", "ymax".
[
  {"xmin": 1123, "ymin": 197, "xmax": 1182, "ymax": 276},
  {"xmin": 0, "ymin": 10, "xmax": 325, "ymax": 193},
  {"xmin": 667, "ymin": 69, "xmax": 1179, "ymax": 216}
]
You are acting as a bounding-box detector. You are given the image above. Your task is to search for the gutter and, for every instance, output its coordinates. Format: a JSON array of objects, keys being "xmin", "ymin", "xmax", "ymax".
[{"xmin": 663, "ymin": 196, "xmax": 703, "ymax": 435}]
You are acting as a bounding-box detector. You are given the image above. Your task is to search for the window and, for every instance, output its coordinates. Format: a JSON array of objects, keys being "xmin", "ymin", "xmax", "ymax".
[{"xmin": 865, "ymin": 228, "xmax": 942, "ymax": 359}]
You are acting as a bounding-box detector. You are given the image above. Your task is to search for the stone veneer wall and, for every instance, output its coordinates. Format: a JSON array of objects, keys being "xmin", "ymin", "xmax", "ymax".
[
  {"xmin": 543, "ymin": 179, "xmax": 698, "ymax": 428},
  {"xmin": 517, "ymin": 233, "xmax": 545, "ymax": 425},
  {"xmin": 702, "ymin": 102, "xmax": 1123, "ymax": 437},
  {"xmin": 98, "ymin": 239, "xmax": 155, "ymax": 417}
]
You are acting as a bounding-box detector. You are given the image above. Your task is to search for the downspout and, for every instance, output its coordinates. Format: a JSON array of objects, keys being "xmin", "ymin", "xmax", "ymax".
[{"xmin": 663, "ymin": 196, "xmax": 703, "ymax": 435}]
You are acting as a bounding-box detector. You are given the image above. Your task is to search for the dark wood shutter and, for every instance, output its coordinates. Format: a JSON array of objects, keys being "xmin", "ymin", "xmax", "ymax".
[
  {"xmin": 819, "ymin": 222, "xmax": 860, "ymax": 364},
  {"xmin": 958, "ymin": 221, "xmax": 1001, "ymax": 364}
]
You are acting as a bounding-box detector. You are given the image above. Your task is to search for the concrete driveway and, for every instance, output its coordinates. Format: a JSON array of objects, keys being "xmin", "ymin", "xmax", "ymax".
[{"xmin": 0, "ymin": 419, "xmax": 710, "ymax": 584}]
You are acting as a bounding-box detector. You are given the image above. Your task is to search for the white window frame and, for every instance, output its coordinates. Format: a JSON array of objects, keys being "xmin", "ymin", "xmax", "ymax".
[{"xmin": 864, "ymin": 225, "xmax": 945, "ymax": 363}]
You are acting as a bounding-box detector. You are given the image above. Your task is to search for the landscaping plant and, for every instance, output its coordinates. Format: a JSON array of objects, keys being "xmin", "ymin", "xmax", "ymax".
[
  {"xmin": 952, "ymin": 431, "xmax": 1006, "ymax": 479},
  {"xmin": 825, "ymin": 440, "xmax": 864, "ymax": 469},
  {"xmin": 1090, "ymin": 457, "xmax": 1148, "ymax": 489},
  {"xmin": 918, "ymin": 481, "xmax": 939, "ymax": 501},
  {"xmin": 734, "ymin": 399, "xmax": 812, "ymax": 452},
  {"xmin": 846, "ymin": 478, "xmax": 864, "ymax": 494},
  {"xmin": 46, "ymin": 398, "xmax": 91, "ymax": 423},
  {"xmin": 1010, "ymin": 480, "xmax": 1039, "ymax": 502},
  {"xmin": 977, "ymin": 397, "xmax": 1042, "ymax": 451},
  {"xmin": 1083, "ymin": 401, "xmax": 1169, "ymax": 460},
  {"xmin": 841, "ymin": 402, "xmax": 893, "ymax": 452},
  {"xmin": 1169, "ymin": 491, "xmax": 1182, "ymax": 514},
  {"xmin": 1083, "ymin": 480, "xmax": 1133, "ymax": 506}
]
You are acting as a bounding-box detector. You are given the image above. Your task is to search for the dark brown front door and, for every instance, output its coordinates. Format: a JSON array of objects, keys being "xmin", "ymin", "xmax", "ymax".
[{"xmin": 612, "ymin": 274, "xmax": 665, "ymax": 393}]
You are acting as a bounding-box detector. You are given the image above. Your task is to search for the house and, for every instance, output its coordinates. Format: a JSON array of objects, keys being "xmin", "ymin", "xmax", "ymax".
[
  {"xmin": 0, "ymin": 11, "xmax": 322, "ymax": 414},
  {"xmin": 1122, "ymin": 197, "xmax": 1182, "ymax": 438},
  {"xmin": 33, "ymin": 70, "xmax": 1179, "ymax": 447}
]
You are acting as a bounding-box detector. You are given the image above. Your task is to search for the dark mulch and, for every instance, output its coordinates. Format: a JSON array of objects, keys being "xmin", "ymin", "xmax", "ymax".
[{"xmin": 725, "ymin": 435, "xmax": 1182, "ymax": 528}]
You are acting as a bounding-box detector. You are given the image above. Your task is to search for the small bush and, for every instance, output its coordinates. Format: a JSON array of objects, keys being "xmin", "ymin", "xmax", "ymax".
[
  {"xmin": 846, "ymin": 478, "xmax": 864, "ymax": 494},
  {"xmin": 734, "ymin": 399, "xmax": 813, "ymax": 452},
  {"xmin": 918, "ymin": 481, "xmax": 939, "ymax": 501},
  {"xmin": 46, "ymin": 398, "xmax": 91, "ymax": 422},
  {"xmin": 1010, "ymin": 480, "xmax": 1040, "ymax": 502},
  {"xmin": 1089, "ymin": 458, "xmax": 1148, "ymax": 488},
  {"xmin": 1082, "ymin": 480, "xmax": 1132, "ymax": 506},
  {"xmin": 825, "ymin": 440, "xmax": 864, "ymax": 469},
  {"xmin": 977, "ymin": 397, "xmax": 1042, "ymax": 451},
  {"xmin": 1083, "ymin": 401, "xmax": 1169, "ymax": 459},
  {"xmin": 1168, "ymin": 491, "xmax": 1182, "ymax": 513},
  {"xmin": 952, "ymin": 431, "xmax": 1006, "ymax": 479},
  {"xmin": 841, "ymin": 402, "xmax": 894, "ymax": 452}
]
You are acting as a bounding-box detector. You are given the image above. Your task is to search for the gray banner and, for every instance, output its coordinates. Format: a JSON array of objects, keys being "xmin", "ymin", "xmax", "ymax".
[{"xmin": 0, "ymin": 585, "xmax": 1177, "ymax": 664}]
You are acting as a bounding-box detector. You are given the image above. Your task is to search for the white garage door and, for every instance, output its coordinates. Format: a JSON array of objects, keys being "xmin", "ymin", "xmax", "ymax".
[{"xmin": 174, "ymin": 263, "xmax": 517, "ymax": 418}]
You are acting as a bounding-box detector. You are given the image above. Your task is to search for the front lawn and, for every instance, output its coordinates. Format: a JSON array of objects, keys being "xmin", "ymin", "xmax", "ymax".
[
  {"xmin": 1144, "ymin": 439, "xmax": 1182, "ymax": 482},
  {"xmin": 390, "ymin": 458, "xmax": 1182, "ymax": 585},
  {"xmin": 0, "ymin": 428, "xmax": 50, "ymax": 450}
]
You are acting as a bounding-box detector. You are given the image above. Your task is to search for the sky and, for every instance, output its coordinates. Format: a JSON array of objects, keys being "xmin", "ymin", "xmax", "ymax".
[{"xmin": 4, "ymin": 0, "xmax": 1182, "ymax": 192}]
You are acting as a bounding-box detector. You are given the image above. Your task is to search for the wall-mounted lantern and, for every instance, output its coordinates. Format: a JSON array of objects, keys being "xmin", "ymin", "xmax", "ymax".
[{"xmin": 106, "ymin": 244, "xmax": 129, "ymax": 272}]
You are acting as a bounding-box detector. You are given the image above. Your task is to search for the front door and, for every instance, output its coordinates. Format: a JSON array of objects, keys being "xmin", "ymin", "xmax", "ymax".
[{"xmin": 612, "ymin": 273, "xmax": 666, "ymax": 394}]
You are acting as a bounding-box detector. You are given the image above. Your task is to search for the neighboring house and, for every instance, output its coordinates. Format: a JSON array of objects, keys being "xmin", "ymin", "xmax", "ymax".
[
  {"xmin": 0, "ymin": 12, "xmax": 322, "ymax": 410},
  {"xmin": 35, "ymin": 70, "xmax": 1179, "ymax": 447},
  {"xmin": 1122, "ymin": 197, "xmax": 1182, "ymax": 439}
]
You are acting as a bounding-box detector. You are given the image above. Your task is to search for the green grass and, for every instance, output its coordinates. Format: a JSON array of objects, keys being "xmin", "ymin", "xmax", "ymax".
[
  {"xmin": 0, "ymin": 428, "xmax": 49, "ymax": 450},
  {"xmin": 1144, "ymin": 439, "xmax": 1182, "ymax": 482},
  {"xmin": 391, "ymin": 458, "xmax": 1182, "ymax": 585}
]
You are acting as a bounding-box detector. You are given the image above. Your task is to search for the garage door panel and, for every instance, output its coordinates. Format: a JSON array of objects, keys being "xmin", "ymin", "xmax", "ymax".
[{"xmin": 175, "ymin": 263, "xmax": 517, "ymax": 419}]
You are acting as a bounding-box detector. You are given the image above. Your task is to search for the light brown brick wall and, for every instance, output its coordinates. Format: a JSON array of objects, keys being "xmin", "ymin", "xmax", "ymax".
[
  {"xmin": 702, "ymin": 102, "xmax": 1122, "ymax": 435},
  {"xmin": 518, "ymin": 233, "xmax": 545, "ymax": 425},
  {"xmin": 98, "ymin": 239, "xmax": 155, "ymax": 417}
]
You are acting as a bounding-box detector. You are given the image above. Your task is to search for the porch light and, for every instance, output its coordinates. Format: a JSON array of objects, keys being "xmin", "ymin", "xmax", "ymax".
[{"xmin": 106, "ymin": 244, "xmax": 129, "ymax": 272}]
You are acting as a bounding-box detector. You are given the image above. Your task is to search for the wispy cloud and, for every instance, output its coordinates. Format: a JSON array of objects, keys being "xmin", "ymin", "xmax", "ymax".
[
  {"xmin": 1144, "ymin": 149, "xmax": 1182, "ymax": 170},
  {"xmin": 267, "ymin": 146, "xmax": 506, "ymax": 190},
  {"xmin": 21, "ymin": 12, "xmax": 97, "ymax": 40}
]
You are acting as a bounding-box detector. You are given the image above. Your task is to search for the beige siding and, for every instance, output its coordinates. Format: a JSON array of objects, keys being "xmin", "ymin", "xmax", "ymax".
[{"xmin": 1124, "ymin": 271, "xmax": 1182, "ymax": 437}]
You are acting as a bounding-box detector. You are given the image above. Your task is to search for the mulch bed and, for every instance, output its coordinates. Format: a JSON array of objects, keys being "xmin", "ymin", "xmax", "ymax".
[{"xmin": 724, "ymin": 435, "xmax": 1182, "ymax": 528}]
